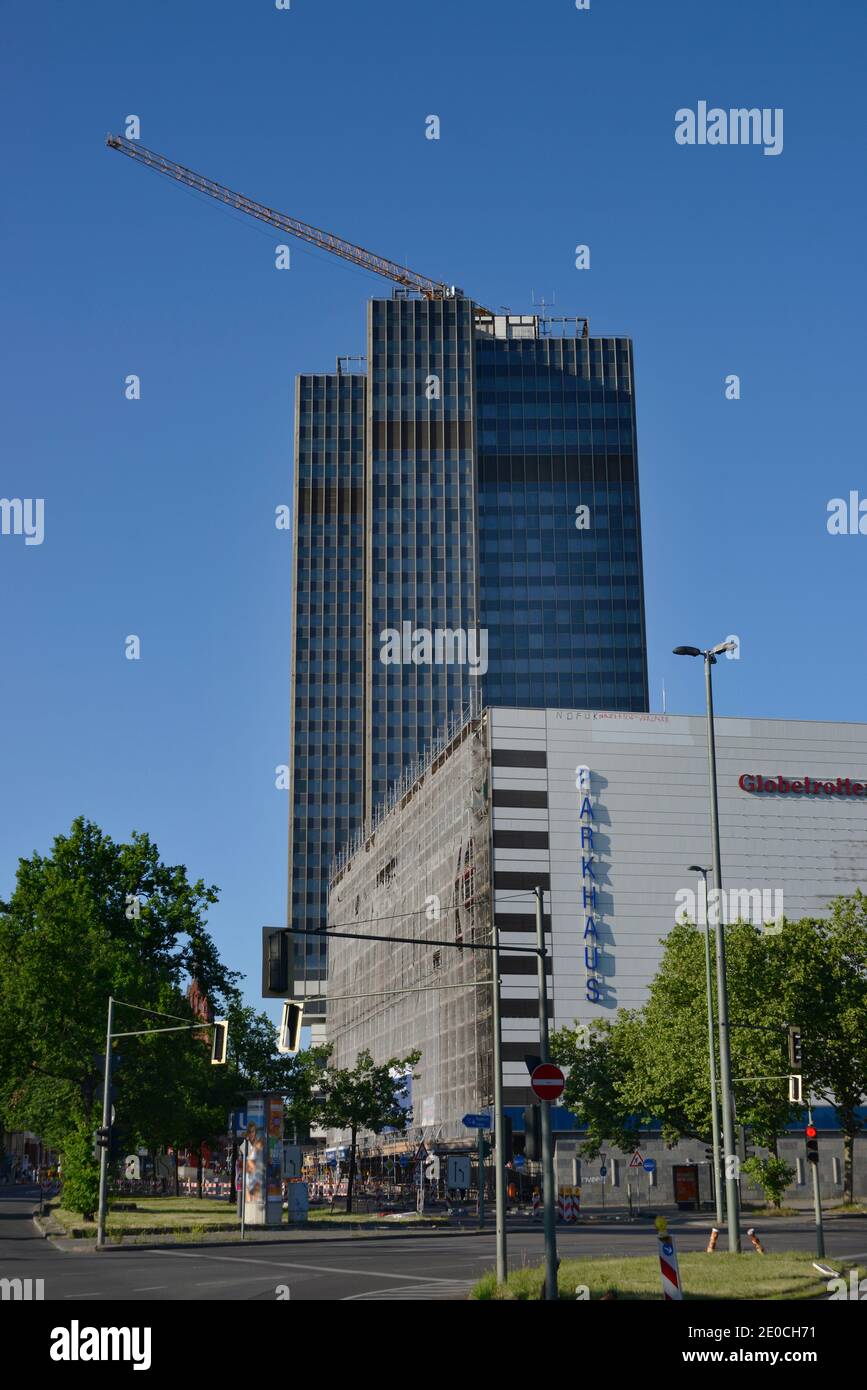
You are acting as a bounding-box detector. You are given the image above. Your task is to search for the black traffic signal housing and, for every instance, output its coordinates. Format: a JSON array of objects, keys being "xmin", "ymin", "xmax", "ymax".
[
  {"xmin": 210, "ymin": 1019, "xmax": 228, "ymax": 1065},
  {"xmin": 704, "ymin": 1146, "xmax": 714, "ymax": 1162},
  {"xmin": 805, "ymin": 1125, "xmax": 819, "ymax": 1165},
  {"xmin": 278, "ymin": 1001, "xmax": 304, "ymax": 1055},
  {"xmin": 523, "ymin": 1106, "xmax": 542, "ymax": 1162},
  {"xmin": 478, "ymin": 1137, "xmax": 491, "ymax": 1160},
  {"xmin": 499, "ymin": 1115, "xmax": 513, "ymax": 1162},
  {"xmin": 95, "ymin": 1127, "xmax": 110, "ymax": 1151},
  {"xmin": 787, "ymin": 1026, "xmax": 803, "ymax": 1070},
  {"xmin": 262, "ymin": 927, "xmax": 293, "ymax": 998}
]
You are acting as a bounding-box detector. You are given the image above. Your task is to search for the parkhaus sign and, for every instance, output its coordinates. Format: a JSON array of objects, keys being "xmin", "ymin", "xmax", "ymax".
[{"xmin": 739, "ymin": 773, "xmax": 867, "ymax": 797}]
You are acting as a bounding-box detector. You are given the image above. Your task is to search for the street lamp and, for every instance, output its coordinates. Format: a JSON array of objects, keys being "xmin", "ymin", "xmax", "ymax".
[
  {"xmin": 689, "ymin": 864, "xmax": 723, "ymax": 1227},
  {"xmin": 674, "ymin": 640, "xmax": 741, "ymax": 1252}
]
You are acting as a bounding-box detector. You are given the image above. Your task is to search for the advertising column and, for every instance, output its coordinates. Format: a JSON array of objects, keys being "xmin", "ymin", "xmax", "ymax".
[{"xmin": 242, "ymin": 1094, "xmax": 284, "ymax": 1227}]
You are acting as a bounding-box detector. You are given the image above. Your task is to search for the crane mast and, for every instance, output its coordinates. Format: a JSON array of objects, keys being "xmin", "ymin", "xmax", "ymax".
[{"xmin": 106, "ymin": 134, "xmax": 466, "ymax": 304}]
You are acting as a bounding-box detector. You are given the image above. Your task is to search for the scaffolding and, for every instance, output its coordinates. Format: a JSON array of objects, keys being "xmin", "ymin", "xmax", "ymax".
[{"xmin": 327, "ymin": 707, "xmax": 493, "ymax": 1145}]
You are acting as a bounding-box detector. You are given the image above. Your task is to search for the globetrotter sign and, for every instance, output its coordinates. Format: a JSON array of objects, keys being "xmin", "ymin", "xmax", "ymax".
[
  {"xmin": 739, "ymin": 774, "xmax": 867, "ymax": 796},
  {"xmin": 576, "ymin": 764, "xmax": 603, "ymax": 1004}
]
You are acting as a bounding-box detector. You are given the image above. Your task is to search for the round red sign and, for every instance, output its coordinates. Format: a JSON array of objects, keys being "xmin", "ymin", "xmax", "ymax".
[{"xmin": 530, "ymin": 1062, "xmax": 565, "ymax": 1101}]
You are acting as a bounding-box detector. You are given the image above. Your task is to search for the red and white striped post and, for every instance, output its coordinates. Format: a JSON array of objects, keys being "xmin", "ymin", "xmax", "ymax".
[{"xmin": 656, "ymin": 1220, "xmax": 684, "ymax": 1300}]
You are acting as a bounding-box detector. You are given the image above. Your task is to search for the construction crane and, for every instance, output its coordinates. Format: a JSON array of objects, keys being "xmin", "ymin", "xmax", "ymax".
[{"xmin": 106, "ymin": 134, "xmax": 471, "ymax": 306}]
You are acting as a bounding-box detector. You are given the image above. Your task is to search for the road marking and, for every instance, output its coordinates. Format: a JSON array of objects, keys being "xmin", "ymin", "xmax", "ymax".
[
  {"xmin": 132, "ymin": 1285, "xmax": 166, "ymax": 1291},
  {"xmin": 63, "ymin": 1292, "xmax": 104, "ymax": 1299},
  {"xmin": 345, "ymin": 1279, "xmax": 473, "ymax": 1301},
  {"xmin": 194, "ymin": 1275, "xmax": 286, "ymax": 1287},
  {"xmin": 148, "ymin": 1248, "xmax": 461, "ymax": 1284}
]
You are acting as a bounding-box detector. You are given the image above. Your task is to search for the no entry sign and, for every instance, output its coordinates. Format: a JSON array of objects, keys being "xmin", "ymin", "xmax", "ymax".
[{"xmin": 530, "ymin": 1062, "xmax": 565, "ymax": 1101}]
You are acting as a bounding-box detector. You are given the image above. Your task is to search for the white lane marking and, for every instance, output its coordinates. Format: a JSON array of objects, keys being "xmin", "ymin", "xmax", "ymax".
[
  {"xmin": 344, "ymin": 1280, "xmax": 473, "ymax": 1301},
  {"xmin": 148, "ymin": 1248, "xmax": 460, "ymax": 1284},
  {"xmin": 194, "ymin": 1275, "xmax": 288, "ymax": 1286},
  {"xmin": 131, "ymin": 1285, "xmax": 166, "ymax": 1291},
  {"xmin": 62, "ymin": 1292, "xmax": 104, "ymax": 1299}
]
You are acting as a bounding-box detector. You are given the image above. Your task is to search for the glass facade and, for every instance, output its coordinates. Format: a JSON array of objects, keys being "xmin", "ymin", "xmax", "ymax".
[
  {"xmin": 288, "ymin": 297, "xmax": 648, "ymax": 1004},
  {"xmin": 476, "ymin": 330, "xmax": 647, "ymax": 710},
  {"xmin": 288, "ymin": 372, "xmax": 366, "ymax": 1001}
]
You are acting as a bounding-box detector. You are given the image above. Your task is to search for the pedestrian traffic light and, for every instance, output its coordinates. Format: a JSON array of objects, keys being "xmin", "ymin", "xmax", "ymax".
[
  {"xmin": 95, "ymin": 1127, "xmax": 110, "ymax": 1150},
  {"xmin": 479, "ymin": 1137, "xmax": 491, "ymax": 1160},
  {"xmin": 704, "ymin": 1146, "xmax": 714, "ymax": 1162},
  {"xmin": 262, "ymin": 927, "xmax": 293, "ymax": 998},
  {"xmin": 277, "ymin": 1001, "xmax": 304, "ymax": 1055},
  {"xmin": 523, "ymin": 1106, "xmax": 542, "ymax": 1162},
  {"xmin": 210, "ymin": 1019, "xmax": 228, "ymax": 1065},
  {"xmin": 805, "ymin": 1125, "xmax": 819, "ymax": 1165},
  {"xmin": 787, "ymin": 1026, "xmax": 803, "ymax": 1070}
]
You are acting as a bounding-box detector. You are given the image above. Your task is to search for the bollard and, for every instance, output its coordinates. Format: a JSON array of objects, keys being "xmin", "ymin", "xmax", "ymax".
[
  {"xmin": 747, "ymin": 1227, "xmax": 765, "ymax": 1254},
  {"xmin": 532, "ymin": 1187, "xmax": 541, "ymax": 1220},
  {"xmin": 706, "ymin": 1226, "xmax": 720, "ymax": 1253},
  {"xmin": 656, "ymin": 1217, "xmax": 684, "ymax": 1300}
]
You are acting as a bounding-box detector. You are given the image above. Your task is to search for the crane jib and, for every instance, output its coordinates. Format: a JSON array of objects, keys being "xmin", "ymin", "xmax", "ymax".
[{"xmin": 105, "ymin": 133, "xmax": 460, "ymax": 301}]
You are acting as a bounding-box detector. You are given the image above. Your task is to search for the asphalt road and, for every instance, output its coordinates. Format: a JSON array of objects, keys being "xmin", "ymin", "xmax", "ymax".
[{"xmin": 2, "ymin": 1186, "xmax": 865, "ymax": 1301}]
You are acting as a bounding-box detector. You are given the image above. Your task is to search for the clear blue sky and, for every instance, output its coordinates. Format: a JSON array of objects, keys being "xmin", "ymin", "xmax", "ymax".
[{"xmin": 3, "ymin": 0, "xmax": 865, "ymax": 1015}]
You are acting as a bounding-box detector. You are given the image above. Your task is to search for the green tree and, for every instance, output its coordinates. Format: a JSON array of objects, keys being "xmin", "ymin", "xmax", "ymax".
[
  {"xmin": 0, "ymin": 818, "xmax": 239, "ymax": 1177},
  {"xmin": 742, "ymin": 1155, "xmax": 795, "ymax": 1209},
  {"xmin": 773, "ymin": 897, "xmax": 867, "ymax": 1201},
  {"xmin": 317, "ymin": 1049, "xmax": 420, "ymax": 1212},
  {"xmin": 59, "ymin": 1120, "xmax": 101, "ymax": 1219},
  {"xmin": 554, "ymin": 899, "xmax": 867, "ymax": 1202},
  {"xmin": 551, "ymin": 1018, "xmax": 642, "ymax": 1156}
]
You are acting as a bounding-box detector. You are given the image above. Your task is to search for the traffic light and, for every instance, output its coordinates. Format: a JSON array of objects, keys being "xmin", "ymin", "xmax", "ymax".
[
  {"xmin": 95, "ymin": 1127, "xmax": 110, "ymax": 1150},
  {"xmin": 262, "ymin": 927, "xmax": 293, "ymax": 998},
  {"xmin": 523, "ymin": 1106, "xmax": 542, "ymax": 1162},
  {"xmin": 499, "ymin": 1115, "xmax": 514, "ymax": 1161},
  {"xmin": 787, "ymin": 1026, "xmax": 803, "ymax": 1070},
  {"xmin": 805, "ymin": 1125, "xmax": 819, "ymax": 1165},
  {"xmin": 278, "ymin": 1001, "xmax": 304, "ymax": 1055},
  {"xmin": 479, "ymin": 1137, "xmax": 491, "ymax": 1160},
  {"xmin": 210, "ymin": 1019, "xmax": 228, "ymax": 1065},
  {"xmin": 704, "ymin": 1146, "xmax": 714, "ymax": 1162}
]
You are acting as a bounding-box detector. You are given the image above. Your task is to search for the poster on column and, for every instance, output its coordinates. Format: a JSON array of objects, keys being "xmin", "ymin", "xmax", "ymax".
[
  {"xmin": 266, "ymin": 1094, "xmax": 284, "ymax": 1224},
  {"xmin": 243, "ymin": 1095, "xmax": 267, "ymax": 1225}
]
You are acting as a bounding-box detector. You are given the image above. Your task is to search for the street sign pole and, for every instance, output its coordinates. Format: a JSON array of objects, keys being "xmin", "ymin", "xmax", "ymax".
[
  {"xmin": 491, "ymin": 911, "xmax": 507, "ymax": 1285},
  {"xmin": 239, "ymin": 1139, "xmax": 247, "ymax": 1242},
  {"xmin": 535, "ymin": 886, "xmax": 559, "ymax": 1302},
  {"xmin": 96, "ymin": 995, "xmax": 114, "ymax": 1251},
  {"xmin": 807, "ymin": 1107, "xmax": 825, "ymax": 1258},
  {"xmin": 477, "ymin": 1128, "xmax": 485, "ymax": 1230}
]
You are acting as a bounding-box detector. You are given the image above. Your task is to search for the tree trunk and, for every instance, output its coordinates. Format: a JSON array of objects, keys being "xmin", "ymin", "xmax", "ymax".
[
  {"xmin": 346, "ymin": 1127, "xmax": 357, "ymax": 1215},
  {"xmin": 843, "ymin": 1131, "xmax": 854, "ymax": 1205},
  {"xmin": 173, "ymin": 1152, "xmax": 180, "ymax": 1198}
]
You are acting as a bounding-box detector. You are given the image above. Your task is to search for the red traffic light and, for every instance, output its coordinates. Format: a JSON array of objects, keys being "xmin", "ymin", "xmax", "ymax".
[{"xmin": 805, "ymin": 1125, "xmax": 817, "ymax": 1138}]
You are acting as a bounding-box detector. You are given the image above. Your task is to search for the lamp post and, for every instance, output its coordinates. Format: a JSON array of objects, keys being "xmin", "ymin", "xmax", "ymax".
[
  {"xmin": 689, "ymin": 863, "xmax": 724, "ymax": 1227},
  {"xmin": 674, "ymin": 641, "xmax": 741, "ymax": 1252}
]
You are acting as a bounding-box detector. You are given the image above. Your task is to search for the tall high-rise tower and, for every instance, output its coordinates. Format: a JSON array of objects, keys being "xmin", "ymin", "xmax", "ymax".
[{"xmin": 289, "ymin": 295, "xmax": 648, "ymax": 1022}]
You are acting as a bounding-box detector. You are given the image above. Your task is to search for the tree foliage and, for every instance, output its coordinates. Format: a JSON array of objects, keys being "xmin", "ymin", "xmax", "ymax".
[
  {"xmin": 552, "ymin": 897, "xmax": 867, "ymax": 1201},
  {"xmin": 317, "ymin": 1049, "xmax": 420, "ymax": 1212}
]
